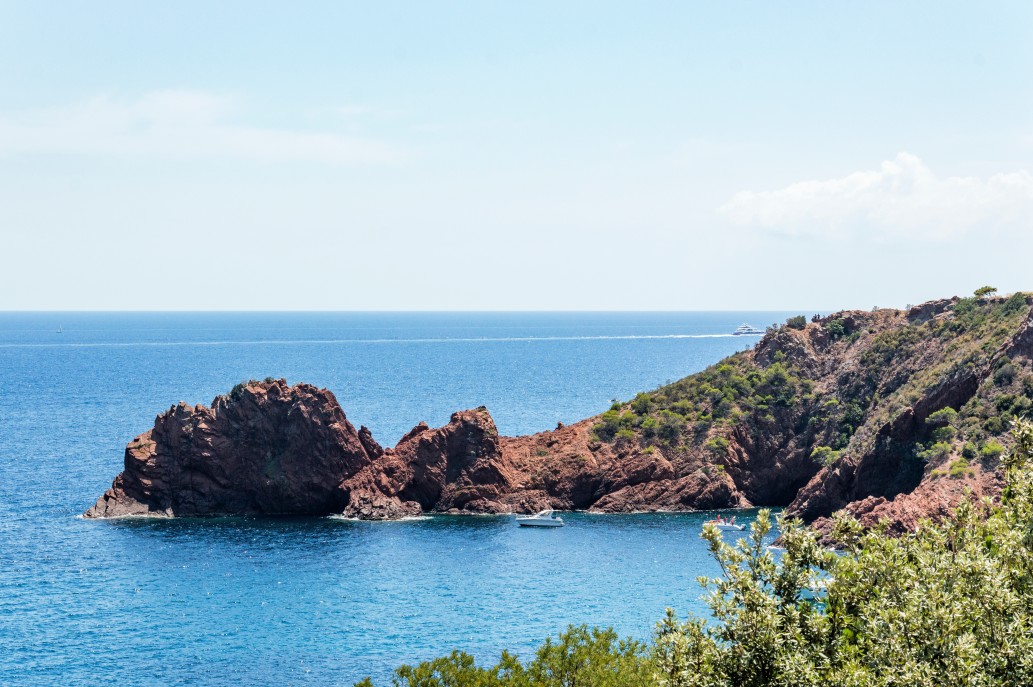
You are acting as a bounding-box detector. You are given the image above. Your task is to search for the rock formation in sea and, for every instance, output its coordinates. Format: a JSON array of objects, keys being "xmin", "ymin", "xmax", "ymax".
[
  {"xmin": 87, "ymin": 292, "xmax": 1033, "ymax": 537},
  {"xmin": 85, "ymin": 383, "xmax": 741, "ymax": 519}
]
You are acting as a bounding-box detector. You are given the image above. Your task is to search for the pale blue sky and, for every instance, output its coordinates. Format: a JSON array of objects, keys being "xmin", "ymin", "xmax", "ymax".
[{"xmin": 2, "ymin": 2, "xmax": 1032, "ymax": 310}]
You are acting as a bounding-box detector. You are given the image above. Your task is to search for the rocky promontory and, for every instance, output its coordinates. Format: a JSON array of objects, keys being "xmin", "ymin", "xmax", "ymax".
[
  {"xmin": 85, "ymin": 381, "xmax": 742, "ymax": 519},
  {"xmin": 87, "ymin": 292, "xmax": 1033, "ymax": 535}
]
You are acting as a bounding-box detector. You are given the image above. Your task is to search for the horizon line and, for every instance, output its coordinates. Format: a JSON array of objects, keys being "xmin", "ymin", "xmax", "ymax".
[{"xmin": 0, "ymin": 307, "xmax": 893, "ymax": 315}]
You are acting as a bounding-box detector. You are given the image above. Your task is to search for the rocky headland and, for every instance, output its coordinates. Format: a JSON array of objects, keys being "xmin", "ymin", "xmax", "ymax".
[{"xmin": 87, "ymin": 292, "xmax": 1033, "ymax": 536}]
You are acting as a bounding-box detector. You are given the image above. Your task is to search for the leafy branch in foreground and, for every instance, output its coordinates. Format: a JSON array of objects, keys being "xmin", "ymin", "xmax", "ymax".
[
  {"xmin": 363, "ymin": 419, "xmax": 1033, "ymax": 687},
  {"xmin": 657, "ymin": 418, "xmax": 1033, "ymax": 687}
]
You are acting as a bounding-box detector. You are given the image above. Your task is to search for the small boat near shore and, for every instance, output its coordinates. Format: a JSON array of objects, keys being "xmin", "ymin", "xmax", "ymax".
[
  {"xmin": 704, "ymin": 516, "xmax": 745, "ymax": 531},
  {"xmin": 516, "ymin": 509, "xmax": 564, "ymax": 527}
]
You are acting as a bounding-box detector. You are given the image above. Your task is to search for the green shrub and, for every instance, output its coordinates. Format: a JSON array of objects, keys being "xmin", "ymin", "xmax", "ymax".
[
  {"xmin": 785, "ymin": 315, "xmax": 807, "ymax": 330},
  {"xmin": 810, "ymin": 445, "xmax": 840, "ymax": 467},
  {"xmin": 926, "ymin": 407, "xmax": 958, "ymax": 427},
  {"xmin": 1002, "ymin": 291, "xmax": 1028, "ymax": 316},
  {"xmin": 614, "ymin": 428, "xmax": 637, "ymax": 442},
  {"xmin": 994, "ymin": 362, "xmax": 1018, "ymax": 386},
  {"xmin": 593, "ymin": 409, "xmax": 639, "ymax": 442},
  {"xmin": 359, "ymin": 625, "xmax": 652, "ymax": 687},
  {"xmin": 948, "ymin": 456, "xmax": 970, "ymax": 478},
  {"xmin": 658, "ymin": 412, "xmax": 683, "ymax": 443},
  {"xmin": 981, "ymin": 440, "xmax": 1005, "ymax": 459},
  {"xmin": 704, "ymin": 436, "xmax": 729, "ymax": 456},
  {"xmin": 228, "ymin": 379, "xmax": 262, "ymax": 401},
  {"xmin": 984, "ymin": 416, "xmax": 1005, "ymax": 434},
  {"xmin": 952, "ymin": 296, "xmax": 977, "ymax": 318},
  {"xmin": 974, "ymin": 285, "xmax": 998, "ymax": 298},
  {"xmin": 995, "ymin": 393, "xmax": 1018, "ymax": 413},
  {"xmin": 631, "ymin": 393, "xmax": 652, "ymax": 415},
  {"xmin": 669, "ymin": 400, "xmax": 694, "ymax": 416},
  {"xmin": 825, "ymin": 318, "xmax": 846, "ymax": 339},
  {"xmin": 918, "ymin": 441, "xmax": 952, "ymax": 462}
]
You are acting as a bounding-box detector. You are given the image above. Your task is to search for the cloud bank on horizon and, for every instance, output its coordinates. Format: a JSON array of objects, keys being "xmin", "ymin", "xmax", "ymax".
[{"xmin": 719, "ymin": 153, "xmax": 1033, "ymax": 241}]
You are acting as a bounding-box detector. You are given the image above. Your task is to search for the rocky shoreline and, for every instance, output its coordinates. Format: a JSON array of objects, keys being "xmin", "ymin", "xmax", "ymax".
[
  {"xmin": 84, "ymin": 383, "xmax": 742, "ymax": 520},
  {"xmin": 87, "ymin": 293, "xmax": 1033, "ymax": 536}
]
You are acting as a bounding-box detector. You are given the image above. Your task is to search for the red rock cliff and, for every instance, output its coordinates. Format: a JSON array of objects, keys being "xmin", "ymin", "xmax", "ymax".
[{"xmin": 87, "ymin": 293, "xmax": 1033, "ymax": 533}]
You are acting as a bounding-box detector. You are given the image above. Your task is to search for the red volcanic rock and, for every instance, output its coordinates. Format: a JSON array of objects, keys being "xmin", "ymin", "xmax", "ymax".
[
  {"xmin": 808, "ymin": 465, "xmax": 1002, "ymax": 539},
  {"xmin": 786, "ymin": 368, "xmax": 983, "ymax": 524},
  {"xmin": 86, "ymin": 383, "xmax": 746, "ymax": 520},
  {"xmin": 340, "ymin": 407, "xmax": 520, "ymax": 518},
  {"xmin": 906, "ymin": 297, "xmax": 959, "ymax": 324},
  {"xmin": 86, "ymin": 294, "xmax": 1033, "ymax": 534},
  {"xmin": 591, "ymin": 471, "xmax": 743, "ymax": 513},
  {"xmin": 85, "ymin": 380, "xmax": 377, "ymax": 518}
]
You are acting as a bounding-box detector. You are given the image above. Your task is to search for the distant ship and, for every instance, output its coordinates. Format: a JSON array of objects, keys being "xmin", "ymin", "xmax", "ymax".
[{"xmin": 732, "ymin": 323, "xmax": 764, "ymax": 336}]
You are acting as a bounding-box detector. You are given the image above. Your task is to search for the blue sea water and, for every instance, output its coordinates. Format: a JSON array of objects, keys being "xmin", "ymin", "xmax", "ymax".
[{"xmin": 0, "ymin": 311, "xmax": 795, "ymax": 686}]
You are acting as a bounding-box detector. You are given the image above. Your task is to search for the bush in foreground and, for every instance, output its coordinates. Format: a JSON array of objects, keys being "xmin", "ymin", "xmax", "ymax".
[
  {"xmin": 362, "ymin": 420, "xmax": 1033, "ymax": 687},
  {"xmin": 354, "ymin": 626, "xmax": 652, "ymax": 687}
]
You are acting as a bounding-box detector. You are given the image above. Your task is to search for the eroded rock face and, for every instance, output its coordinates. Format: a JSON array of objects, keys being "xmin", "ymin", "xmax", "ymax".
[
  {"xmin": 86, "ymin": 383, "xmax": 745, "ymax": 519},
  {"xmin": 785, "ymin": 299, "xmax": 1033, "ymax": 533},
  {"xmin": 786, "ymin": 369, "xmax": 982, "ymax": 524},
  {"xmin": 85, "ymin": 381, "xmax": 377, "ymax": 518},
  {"xmin": 340, "ymin": 408, "xmax": 521, "ymax": 518},
  {"xmin": 808, "ymin": 467, "xmax": 1003, "ymax": 539}
]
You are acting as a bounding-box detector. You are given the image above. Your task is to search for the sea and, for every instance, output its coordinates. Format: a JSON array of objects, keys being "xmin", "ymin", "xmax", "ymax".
[{"xmin": 0, "ymin": 311, "xmax": 796, "ymax": 686}]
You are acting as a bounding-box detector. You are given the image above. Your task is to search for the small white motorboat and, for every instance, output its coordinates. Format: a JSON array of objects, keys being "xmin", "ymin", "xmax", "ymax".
[
  {"xmin": 732, "ymin": 323, "xmax": 764, "ymax": 336},
  {"xmin": 516, "ymin": 509, "xmax": 564, "ymax": 527},
  {"xmin": 704, "ymin": 517, "xmax": 745, "ymax": 531}
]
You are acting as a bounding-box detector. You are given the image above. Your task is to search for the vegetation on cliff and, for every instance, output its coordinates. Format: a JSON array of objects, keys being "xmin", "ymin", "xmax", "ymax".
[
  {"xmin": 587, "ymin": 291, "xmax": 1033, "ymax": 522},
  {"xmin": 362, "ymin": 419, "xmax": 1033, "ymax": 687},
  {"xmin": 597, "ymin": 292, "xmax": 1031, "ymax": 462}
]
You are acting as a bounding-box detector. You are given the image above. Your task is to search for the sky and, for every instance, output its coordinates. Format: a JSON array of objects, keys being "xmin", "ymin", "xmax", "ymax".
[{"xmin": 1, "ymin": 1, "xmax": 1032, "ymax": 311}]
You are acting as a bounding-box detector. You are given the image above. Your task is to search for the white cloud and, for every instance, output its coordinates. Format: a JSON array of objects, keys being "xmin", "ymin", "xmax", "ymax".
[
  {"xmin": 718, "ymin": 153, "xmax": 1033, "ymax": 240},
  {"xmin": 0, "ymin": 91, "xmax": 406, "ymax": 165}
]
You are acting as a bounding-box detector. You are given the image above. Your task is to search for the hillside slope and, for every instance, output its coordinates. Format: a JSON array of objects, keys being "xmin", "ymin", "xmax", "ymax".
[{"xmin": 580, "ymin": 292, "xmax": 1033, "ymax": 533}]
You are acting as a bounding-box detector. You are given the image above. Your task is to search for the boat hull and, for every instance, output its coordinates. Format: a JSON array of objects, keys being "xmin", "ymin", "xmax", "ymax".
[
  {"xmin": 516, "ymin": 518, "xmax": 564, "ymax": 527},
  {"xmin": 705, "ymin": 521, "xmax": 745, "ymax": 531}
]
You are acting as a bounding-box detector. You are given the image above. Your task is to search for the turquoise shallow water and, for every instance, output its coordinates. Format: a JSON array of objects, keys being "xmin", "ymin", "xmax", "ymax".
[{"xmin": 0, "ymin": 312, "xmax": 793, "ymax": 685}]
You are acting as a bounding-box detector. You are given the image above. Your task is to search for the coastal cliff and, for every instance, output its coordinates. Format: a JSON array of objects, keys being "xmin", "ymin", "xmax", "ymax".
[{"xmin": 87, "ymin": 292, "xmax": 1033, "ymax": 534}]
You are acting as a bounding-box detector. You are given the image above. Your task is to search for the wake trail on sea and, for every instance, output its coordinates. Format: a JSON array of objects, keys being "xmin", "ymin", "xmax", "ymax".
[{"xmin": 0, "ymin": 334, "xmax": 746, "ymax": 349}]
